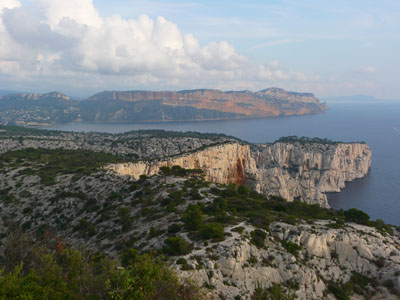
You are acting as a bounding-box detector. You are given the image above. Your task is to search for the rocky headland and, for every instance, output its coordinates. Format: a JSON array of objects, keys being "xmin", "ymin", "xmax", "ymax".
[
  {"xmin": 0, "ymin": 87, "xmax": 327, "ymax": 124},
  {"xmin": 1, "ymin": 126, "xmax": 397, "ymax": 300},
  {"xmin": 107, "ymin": 138, "xmax": 371, "ymax": 207}
]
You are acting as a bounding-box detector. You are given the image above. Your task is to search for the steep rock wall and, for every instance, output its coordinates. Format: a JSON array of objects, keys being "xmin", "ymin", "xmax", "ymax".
[
  {"xmin": 247, "ymin": 142, "xmax": 372, "ymax": 206},
  {"xmin": 107, "ymin": 143, "xmax": 255, "ymax": 185},
  {"xmin": 108, "ymin": 141, "xmax": 372, "ymax": 207}
]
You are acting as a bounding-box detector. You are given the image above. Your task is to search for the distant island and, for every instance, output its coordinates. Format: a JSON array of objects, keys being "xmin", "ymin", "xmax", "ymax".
[{"xmin": 0, "ymin": 88, "xmax": 327, "ymax": 125}]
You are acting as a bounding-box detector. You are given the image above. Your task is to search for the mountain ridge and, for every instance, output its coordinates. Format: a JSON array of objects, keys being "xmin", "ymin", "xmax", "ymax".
[{"xmin": 0, "ymin": 87, "xmax": 327, "ymax": 124}]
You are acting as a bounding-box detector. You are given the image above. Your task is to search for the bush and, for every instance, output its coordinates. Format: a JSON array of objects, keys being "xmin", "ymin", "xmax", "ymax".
[
  {"xmin": 118, "ymin": 208, "xmax": 132, "ymax": 231},
  {"xmin": 281, "ymin": 241, "xmax": 301, "ymax": 257},
  {"xmin": 200, "ymin": 223, "xmax": 224, "ymax": 240},
  {"xmin": 0, "ymin": 234, "xmax": 204, "ymax": 300},
  {"xmin": 237, "ymin": 185, "xmax": 250, "ymax": 195},
  {"xmin": 182, "ymin": 205, "xmax": 204, "ymax": 231},
  {"xmin": 162, "ymin": 237, "xmax": 192, "ymax": 256},
  {"xmin": 344, "ymin": 208, "xmax": 370, "ymax": 225},
  {"xmin": 74, "ymin": 218, "xmax": 96, "ymax": 237},
  {"xmin": 168, "ymin": 223, "xmax": 182, "ymax": 234},
  {"xmin": 251, "ymin": 229, "xmax": 267, "ymax": 248},
  {"xmin": 328, "ymin": 281, "xmax": 353, "ymax": 300},
  {"xmin": 251, "ymin": 283, "xmax": 295, "ymax": 300},
  {"xmin": 231, "ymin": 226, "xmax": 245, "ymax": 234}
]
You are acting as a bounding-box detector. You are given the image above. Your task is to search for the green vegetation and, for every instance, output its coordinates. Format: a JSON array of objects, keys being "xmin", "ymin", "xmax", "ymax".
[
  {"xmin": 159, "ymin": 165, "xmax": 203, "ymax": 178},
  {"xmin": 328, "ymin": 281, "xmax": 354, "ymax": 300},
  {"xmin": 0, "ymin": 234, "xmax": 203, "ymax": 300},
  {"xmin": 162, "ymin": 237, "xmax": 192, "ymax": 256},
  {"xmin": 251, "ymin": 229, "xmax": 267, "ymax": 248},
  {"xmin": 204, "ymin": 187, "xmax": 339, "ymax": 230},
  {"xmin": 203, "ymin": 186, "xmax": 393, "ymax": 235},
  {"xmin": 327, "ymin": 271, "xmax": 380, "ymax": 300},
  {"xmin": 344, "ymin": 208, "xmax": 393, "ymax": 234},
  {"xmin": 280, "ymin": 241, "xmax": 301, "ymax": 257},
  {"xmin": 344, "ymin": 208, "xmax": 370, "ymax": 225},
  {"xmin": 199, "ymin": 223, "xmax": 224, "ymax": 240},
  {"xmin": 1, "ymin": 148, "xmax": 129, "ymax": 185},
  {"xmin": 182, "ymin": 205, "xmax": 204, "ymax": 231},
  {"xmin": 275, "ymin": 136, "xmax": 339, "ymax": 145},
  {"xmin": 252, "ymin": 283, "xmax": 296, "ymax": 300}
]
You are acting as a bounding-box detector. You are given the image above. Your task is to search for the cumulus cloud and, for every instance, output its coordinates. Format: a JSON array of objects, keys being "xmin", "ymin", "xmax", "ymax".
[{"xmin": 0, "ymin": 0, "xmax": 312, "ymax": 93}]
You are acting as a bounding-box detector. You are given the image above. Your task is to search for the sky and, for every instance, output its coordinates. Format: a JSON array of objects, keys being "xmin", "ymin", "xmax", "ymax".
[{"xmin": 0, "ymin": 0, "xmax": 399, "ymax": 98}]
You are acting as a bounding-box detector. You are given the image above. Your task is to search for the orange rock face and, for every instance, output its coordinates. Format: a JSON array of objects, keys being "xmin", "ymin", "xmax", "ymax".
[{"xmin": 88, "ymin": 87, "xmax": 327, "ymax": 118}]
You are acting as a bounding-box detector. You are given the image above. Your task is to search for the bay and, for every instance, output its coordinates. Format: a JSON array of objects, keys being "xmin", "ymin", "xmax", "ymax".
[{"xmin": 44, "ymin": 102, "xmax": 400, "ymax": 225}]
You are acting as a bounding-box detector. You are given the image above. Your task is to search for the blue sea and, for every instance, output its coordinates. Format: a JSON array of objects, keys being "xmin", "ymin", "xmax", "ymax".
[{"xmin": 44, "ymin": 101, "xmax": 400, "ymax": 225}]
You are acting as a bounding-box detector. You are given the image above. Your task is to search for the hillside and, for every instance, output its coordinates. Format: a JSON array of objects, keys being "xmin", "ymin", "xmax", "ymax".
[
  {"xmin": 0, "ymin": 146, "xmax": 398, "ymax": 299},
  {"xmin": 0, "ymin": 88, "xmax": 327, "ymax": 125}
]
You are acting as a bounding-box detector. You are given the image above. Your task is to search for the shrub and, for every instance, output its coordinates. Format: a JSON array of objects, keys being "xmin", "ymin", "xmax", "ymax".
[
  {"xmin": 182, "ymin": 205, "xmax": 204, "ymax": 231},
  {"xmin": 350, "ymin": 271, "xmax": 375, "ymax": 295},
  {"xmin": 344, "ymin": 208, "xmax": 370, "ymax": 225},
  {"xmin": 200, "ymin": 223, "xmax": 224, "ymax": 240},
  {"xmin": 176, "ymin": 258, "xmax": 187, "ymax": 265},
  {"xmin": 162, "ymin": 237, "xmax": 192, "ymax": 256},
  {"xmin": 168, "ymin": 223, "xmax": 182, "ymax": 234},
  {"xmin": 328, "ymin": 281, "xmax": 353, "ymax": 300},
  {"xmin": 237, "ymin": 185, "xmax": 250, "ymax": 195},
  {"xmin": 231, "ymin": 226, "xmax": 245, "ymax": 234},
  {"xmin": 149, "ymin": 227, "xmax": 163, "ymax": 239},
  {"xmin": 0, "ymin": 234, "xmax": 204, "ymax": 300},
  {"xmin": 251, "ymin": 283, "xmax": 295, "ymax": 300},
  {"xmin": 281, "ymin": 241, "xmax": 301, "ymax": 257},
  {"xmin": 74, "ymin": 218, "xmax": 96, "ymax": 237},
  {"xmin": 118, "ymin": 208, "xmax": 132, "ymax": 231},
  {"xmin": 251, "ymin": 229, "xmax": 267, "ymax": 248}
]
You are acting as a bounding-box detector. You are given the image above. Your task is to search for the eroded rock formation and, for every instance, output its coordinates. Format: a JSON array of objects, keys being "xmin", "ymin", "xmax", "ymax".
[
  {"xmin": 247, "ymin": 142, "xmax": 372, "ymax": 206},
  {"xmin": 107, "ymin": 141, "xmax": 372, "ymax": 207},
  {"xmin": 180, "ymin": 221, "xmax": 400, "ymax": 300},
  {"xmin": 107, "ymin": 143, "xmax": 255, "ymax": 185}
]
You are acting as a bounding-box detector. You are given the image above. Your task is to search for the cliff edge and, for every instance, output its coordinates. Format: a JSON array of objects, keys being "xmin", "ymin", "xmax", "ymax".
[{"xmin": 107, "ymin": 140, "xmax": 372, "ymax": 207}]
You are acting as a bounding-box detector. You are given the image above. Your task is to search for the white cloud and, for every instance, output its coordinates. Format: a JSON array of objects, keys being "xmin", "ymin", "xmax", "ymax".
[
  {"xmin": 0, "ymin": 0, "xmax": 314, "ymax": 93},
  {"xmin": 359, "ymin": 66, "xmax": 377, "ymax": 73},
  {"xmin": 258, "ymin": 61, "xmax": 309, "ymax": 82}
]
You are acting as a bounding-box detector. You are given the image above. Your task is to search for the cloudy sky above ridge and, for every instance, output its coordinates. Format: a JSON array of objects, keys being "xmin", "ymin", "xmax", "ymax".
[{"xmin": 0, "ymin": 0, "xmax": 399, "ymax": 98}]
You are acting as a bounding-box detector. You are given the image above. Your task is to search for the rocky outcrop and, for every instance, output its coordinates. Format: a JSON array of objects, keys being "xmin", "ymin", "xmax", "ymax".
[
  {"xmin": 247, "ymin": 142, "xmax": 372, "ymax": 206},
  {"xmin": 87, "ymin": 87, "xmax": 327, "ymax": 119},
  {"xmin": 179, "ymin": 221, "xmax": 400, "ymax": 300},
  {"xmin": 108, "ymin": 141, "xmax": 371, "ymax": 207},
  {"xmin": 107, "ymin": 143, "xmax": 255, "ymax": 185}
]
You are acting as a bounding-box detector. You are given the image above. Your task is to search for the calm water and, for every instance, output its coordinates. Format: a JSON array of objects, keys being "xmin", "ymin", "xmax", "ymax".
[{"xmin": 45, "ymin": 102, "xmax": 400, "ymax": 225}]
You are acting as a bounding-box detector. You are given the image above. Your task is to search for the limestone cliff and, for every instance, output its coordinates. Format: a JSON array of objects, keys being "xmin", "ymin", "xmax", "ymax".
[
  {"xmin": 247, "ymin": 142, "xmax": 372, "ymax": 206},
  {"xmin": 107, "ymin": 140, "xmax": 372, "ymax": 207},
  {"xmin": 107, "ymin": 143, "xmax": 255, "ymax": 185},
  {"xmin": 87, "ymin": 87, "xmax": 327, "ymax": 119},
  {"xmin": 179, "ymin": 221, "xmax": 400, "ymax": 300}
]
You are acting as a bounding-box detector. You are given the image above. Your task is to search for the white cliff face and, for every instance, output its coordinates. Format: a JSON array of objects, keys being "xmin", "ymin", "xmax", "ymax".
[
  {"xmin": 248, "ymin": 142, "xmax": 372, "ymax": 206},
  {"xmin": 177, "ymin": 222, "xmax": 400, "ymax": 300},
  {"xmin": 107, "ymin": 143, "xmax": 255, "ymax": 185},
  {"xmin": 108, "ymin": 141, "xmax": 372, "ymax": 207}
]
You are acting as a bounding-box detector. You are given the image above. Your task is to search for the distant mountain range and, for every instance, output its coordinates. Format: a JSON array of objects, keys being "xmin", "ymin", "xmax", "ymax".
[{"xmin": 0, "ymin": 88, "xmax": 327, "ymax": 125}]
